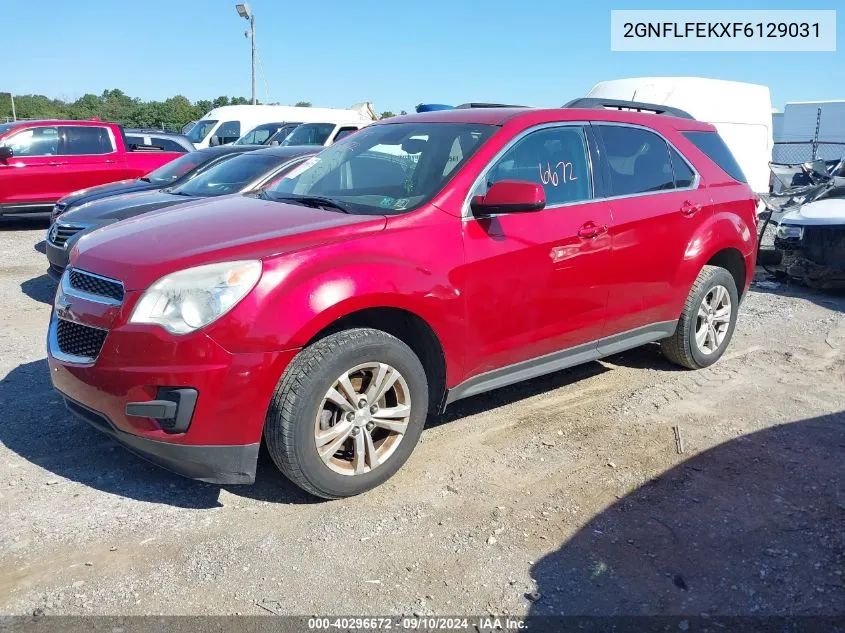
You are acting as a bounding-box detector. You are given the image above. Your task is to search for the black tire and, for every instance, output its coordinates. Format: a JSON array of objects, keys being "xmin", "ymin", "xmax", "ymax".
[
  {"xmin": 660, "ymin": 265, "xmax": 739, "ymax": 370},
  {"xmin": 264, "ymin": 328, "xmax": 428, "ymax": 499}
]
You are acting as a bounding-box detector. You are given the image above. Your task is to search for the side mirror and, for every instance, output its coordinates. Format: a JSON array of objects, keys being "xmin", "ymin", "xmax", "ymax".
[
  {"xmin": 270, "ymin": 140, "xmax": 280, "ymax": 146},
  {"xmin": 470, "ymin": 180, "xmax": 545, "ymax": 216},
  {"xmin": 0, "ymin": 146, "xmax": 13, "ymax": 161},
  {"xmin": 208, "ymin": 136, "xmax": 219, "ymax": 147}
]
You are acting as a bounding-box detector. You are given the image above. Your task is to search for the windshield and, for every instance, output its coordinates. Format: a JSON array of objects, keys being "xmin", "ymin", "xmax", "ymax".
[
  {"xmin": 143, "ymin": 152, "xmax": 209, "ymax": 186},
  {"xmin": 186, "ymin": 120, "xmax": 218, "ymax": 143},
  {"xmin": 280, "ymin": 123, "xmax": 336, "ymax": 147},
  {"xmin": 171, "ymin": 153, "xmax": 284, "ymax": 197},
  {"xmin": 234, "ymin": 122, "xmax": 283, "ymax": 145},
  {"xmin": 266, "ymin": 122, "xmax": 495, "ymax": 214}
]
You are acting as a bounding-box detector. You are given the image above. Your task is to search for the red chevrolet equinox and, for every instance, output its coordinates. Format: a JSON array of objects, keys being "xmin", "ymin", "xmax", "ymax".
[{"xmin": 48, "ymin": 103, "xmax": 757, "ymax": 498}]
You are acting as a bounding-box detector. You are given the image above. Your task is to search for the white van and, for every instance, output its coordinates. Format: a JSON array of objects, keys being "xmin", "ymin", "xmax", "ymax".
[
  {"xmin": 586, "ymin": 77, "xmax": 774, "ymax": 193},
  {"xmin": 187, "ymin": 103, "xmax": 376, "ymax": 149}
]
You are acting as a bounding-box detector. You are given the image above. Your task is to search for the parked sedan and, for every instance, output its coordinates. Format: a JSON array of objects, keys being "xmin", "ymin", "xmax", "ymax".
[
  {"xmin": 51, "ymin": 145, "xmax": 263, "ymax": 224},
  {"xmin": 46, "ymin": 145, "xmax": 320, "ymax": 279}
]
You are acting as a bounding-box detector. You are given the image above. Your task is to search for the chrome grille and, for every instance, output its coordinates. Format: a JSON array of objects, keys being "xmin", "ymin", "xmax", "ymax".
[
  {"xmin": 68, "ymin": 269, "xmax": 125, "ymax": 302},
  {"xmin": 55, "ymin": 319, "xmax": 108, "ymax": 359},
  {"xmin": 49, "ymin": 224, "xmax": 83, "ymax": 248}
]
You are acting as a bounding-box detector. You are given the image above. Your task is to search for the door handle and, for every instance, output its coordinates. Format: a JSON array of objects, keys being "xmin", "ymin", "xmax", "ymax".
[
  {"xmin": 681, "ymin": 201, "xmax": 702, "ymax": 216},
  {"xmin": 577, "ymin": 222, "xmax": 608, "ymax": 239}
]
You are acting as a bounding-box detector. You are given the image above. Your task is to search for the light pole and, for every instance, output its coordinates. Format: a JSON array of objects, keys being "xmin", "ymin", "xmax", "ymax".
[{"xmin": 235, "ymin": 3, "xmax": 256, "ymax": 105}]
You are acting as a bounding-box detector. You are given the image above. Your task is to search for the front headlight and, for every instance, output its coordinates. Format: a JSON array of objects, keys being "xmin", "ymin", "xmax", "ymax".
[
  {"xmin": 129, "ymin": 260, "xmax": 262, "ymax": 334},
  {"xmin": 776, "ymin": 224, "xmax": 804, "ymax": 240}
]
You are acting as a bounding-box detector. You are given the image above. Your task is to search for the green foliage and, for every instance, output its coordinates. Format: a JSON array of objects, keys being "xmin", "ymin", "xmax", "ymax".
[
  {"xmin": 294, "ymin": 101, "xmax": 312, "ymax": 107},
  {"xmin": 0, "ymin": 90, "xmax": 255, "ymax": 131},
  {"xmin": 379, "ymin": 111, "xmax": 395, "ymax": 119}
]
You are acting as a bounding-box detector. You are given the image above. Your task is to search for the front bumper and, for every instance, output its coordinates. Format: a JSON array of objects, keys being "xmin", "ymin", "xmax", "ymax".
[
  {"xmin": 47, "ymin": 306, "xmax": 299, "ymax": 484},
  {"xmin": 62, "ymin": 395, "xmax": 260, "ymax": 484}
]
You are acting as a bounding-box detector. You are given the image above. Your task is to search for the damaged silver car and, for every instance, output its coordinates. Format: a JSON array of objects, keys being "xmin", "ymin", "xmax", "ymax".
[{"xmin": 759, "ymin": 158, "xmax": 845, "ymax": 289}]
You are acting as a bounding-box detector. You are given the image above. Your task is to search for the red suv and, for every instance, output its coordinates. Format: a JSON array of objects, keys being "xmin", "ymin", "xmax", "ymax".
[{"xmin": 47, "ymin": 104, "xmax": 757, "ymax": 498}]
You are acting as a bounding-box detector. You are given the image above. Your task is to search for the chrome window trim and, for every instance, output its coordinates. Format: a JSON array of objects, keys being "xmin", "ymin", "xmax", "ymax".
[
  {"xmin": 48, "ymin": 313, "xmax": 105, "ymax": 366},
  {"xmin": 461, "ymin": 121, "xmax": 701, "ymax": 219},
  {"xmin": 63, "ymin": 268, "xmax": 125, "ymax": 306}
]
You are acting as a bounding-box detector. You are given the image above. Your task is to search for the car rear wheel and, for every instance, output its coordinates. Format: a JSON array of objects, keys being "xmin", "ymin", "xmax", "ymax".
[
  {"xmin": 264, "ymin": 328, "xmax": 428, "ymax": 499},
  {"xmin": 660, "ymin": 265, "xmax": 739, "ymax": 369}
]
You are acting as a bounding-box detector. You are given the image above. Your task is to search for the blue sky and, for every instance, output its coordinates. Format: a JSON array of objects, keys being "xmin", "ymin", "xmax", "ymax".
[{"xmin": 2, "ymin": 0, "xmax": 842, "ymax": 112}]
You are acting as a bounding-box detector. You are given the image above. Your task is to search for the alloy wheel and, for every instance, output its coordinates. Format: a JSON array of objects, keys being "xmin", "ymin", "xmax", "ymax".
[
  {"xmin": 314, "ymin": 362, "xmax": 411, "ymax": 476},
  {"xmin": 695, "ymin": 284, "xmax": 732, "ymax": 355}
]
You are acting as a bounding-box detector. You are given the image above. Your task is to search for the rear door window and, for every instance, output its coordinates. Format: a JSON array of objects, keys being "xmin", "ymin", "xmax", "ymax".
[
  {"xmin": 682, "ymin": 130, "xmax": 748, "ymax": 183},
  {"xmin": 480, "ymin": 125, "xmax": 593, "ymax": 206},
  {"xmin": 1, "ymin": 126, "xmax": 60, "ymax": 156},
  {"xmin": 598, "ymin": 126, "xmax": 675, "ymax": 196},
  {"xmin": 62, "ymin": 126, "xmax": 115, "ymax": 155}
]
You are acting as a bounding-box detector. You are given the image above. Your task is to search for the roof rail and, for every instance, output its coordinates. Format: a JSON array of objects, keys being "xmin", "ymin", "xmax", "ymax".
[
  {"xmin": 454, "ymin": 102, "xmax": 528, "ymax": 109},
  {"xmin": 562, "ymin": 98, "xmax": 694, "ymax": 120}
]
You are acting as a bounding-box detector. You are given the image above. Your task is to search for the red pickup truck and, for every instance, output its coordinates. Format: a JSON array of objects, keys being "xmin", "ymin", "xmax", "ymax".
[{"xmin": 0, "ymin": 120, "xmax": 186, "ymax": 216}]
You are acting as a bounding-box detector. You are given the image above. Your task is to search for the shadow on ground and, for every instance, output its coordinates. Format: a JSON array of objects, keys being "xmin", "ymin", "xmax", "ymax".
[
  {"xmin": 21, "ymin": 274, "xmax": 56, "ymax": 305},
  {"xmin": 1, "ymin": 355, "xmax": 621, "ymax": 508},
  {"xmin": 529, "ymin": 412, "xmax": 845, "ymax": 616}
]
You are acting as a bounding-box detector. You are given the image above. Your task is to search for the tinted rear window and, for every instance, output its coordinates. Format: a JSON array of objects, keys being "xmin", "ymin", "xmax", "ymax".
[
  {"xmin": 598, "ymin": 126, "xmax": 675, "ymax": 195},
  {"xmin": 682, "ymin": 131, "xmax": 747, "ymax": 183}
]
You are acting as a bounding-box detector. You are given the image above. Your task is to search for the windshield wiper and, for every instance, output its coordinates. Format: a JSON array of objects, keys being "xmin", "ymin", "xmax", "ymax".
[
  {"xmin": 268, "ymin": 194, "xmax": 350, "ymax": 213},
  {"xmin": 139, "ymin": 176, "xmax": 151, "ymax": 183},
  {"xmin": 166, "ymin": 189, "xmax": 194, "ymax": 197}
]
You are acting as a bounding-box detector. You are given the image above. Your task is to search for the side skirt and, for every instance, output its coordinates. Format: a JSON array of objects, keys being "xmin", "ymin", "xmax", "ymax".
[{"xmin": 444, "ymin": 320, "xmax": 678, "ymax": 406}]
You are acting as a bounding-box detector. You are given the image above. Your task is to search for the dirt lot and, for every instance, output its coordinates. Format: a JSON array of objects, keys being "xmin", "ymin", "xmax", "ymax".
[{"xmin": 1, "ymin": 217, "xmax": 844, "ymax": 617}]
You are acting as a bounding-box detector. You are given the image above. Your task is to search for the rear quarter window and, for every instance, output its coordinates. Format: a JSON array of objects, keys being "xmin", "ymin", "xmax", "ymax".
[{"xmin": 682, "ymin": 131, "xmax": 747, "ymax": 184}]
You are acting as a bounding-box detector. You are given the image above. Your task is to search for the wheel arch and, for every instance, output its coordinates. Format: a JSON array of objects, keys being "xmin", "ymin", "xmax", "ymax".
[
  {"xmin": 705, "ymin": 247, "xmax": 747, "ymax": 298},
  {"xmin": 303, "ymin": 305, "xmax": 448, "ymax": 415}
]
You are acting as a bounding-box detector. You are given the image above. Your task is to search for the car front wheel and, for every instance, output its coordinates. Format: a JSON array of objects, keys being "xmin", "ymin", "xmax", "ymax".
[{"xmin": 264, "ymin": 328, "xmax": 428, "ymax": 499}]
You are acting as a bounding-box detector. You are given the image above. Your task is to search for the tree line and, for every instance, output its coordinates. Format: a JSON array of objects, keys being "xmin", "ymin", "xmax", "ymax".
[{"xmin": 1, "ymin": 90, "xmax": 406, "ymax": 131}]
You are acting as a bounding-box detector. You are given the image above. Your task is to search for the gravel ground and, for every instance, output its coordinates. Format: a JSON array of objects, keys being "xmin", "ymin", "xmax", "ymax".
[{"xmin": 1, "ymin": 216, "xmax": 844, "ymax": 617}]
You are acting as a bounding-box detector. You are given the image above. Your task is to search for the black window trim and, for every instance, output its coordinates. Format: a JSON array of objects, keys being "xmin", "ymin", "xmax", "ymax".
[{"xmin": 461, "ymin": 121, "xmax": 598, "ymax": 218}]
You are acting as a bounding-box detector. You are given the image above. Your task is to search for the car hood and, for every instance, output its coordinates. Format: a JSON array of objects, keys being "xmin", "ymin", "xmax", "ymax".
[
  {"xmin": 72, "ymin": 195, "xmax": 387, "ymax": 290},
  {"xmin": 781, "ymin": 198, "xmax": 845, "ymax": 227},
  {"xmin": 59, "ymin": 179, "xmax": 149, "ymax": 208},
  {"xmin": 58, "ymin": 190, "xmax": 192, "ymax": 225}
]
